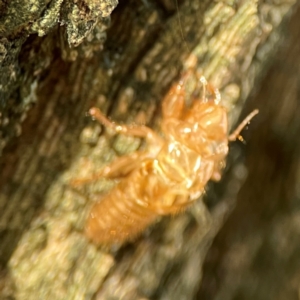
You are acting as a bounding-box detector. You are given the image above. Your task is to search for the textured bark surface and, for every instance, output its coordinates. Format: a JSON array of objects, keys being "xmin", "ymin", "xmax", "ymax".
[
  {"xmin": 0, "ymin": 0, "xmax": 299, "ymax": 299},
  {"xmin": 198, "ymin": 4, "xmax": 300, "ymax": 299}
]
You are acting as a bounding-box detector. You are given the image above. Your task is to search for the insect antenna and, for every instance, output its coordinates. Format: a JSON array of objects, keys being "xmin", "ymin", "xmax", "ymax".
[{"xmin": 175, "ymin": 0, "xmax": 187, "ymax": 50}]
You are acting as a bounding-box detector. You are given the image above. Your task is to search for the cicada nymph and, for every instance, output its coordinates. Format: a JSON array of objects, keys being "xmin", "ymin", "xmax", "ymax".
[{"xmin": 73, "ymin": 71, "xmax": 258, "ymax": 245}]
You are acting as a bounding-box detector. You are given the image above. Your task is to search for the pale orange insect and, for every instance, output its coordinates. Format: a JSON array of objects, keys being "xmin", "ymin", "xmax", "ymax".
[{"xmin": 74, "ymin": 71, "xmax": 258, "ymax": 245}]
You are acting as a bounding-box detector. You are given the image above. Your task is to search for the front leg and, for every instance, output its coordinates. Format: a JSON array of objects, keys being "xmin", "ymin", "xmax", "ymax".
[
  {"xmin": 72, "ymin": 107, "xmax": 163, "ymax": 187},
  {"xmin": 228, "ymin": 109, "xmax": 259, "ymax": 141},
  {"xmin": 71, "ymin": 151, "xmax": 151, "ymax": 187},
  {"xmin": 161, "ymin": 78, "xmax": 186, "ymax": 120},
  {"xmin": 89, "ymin": 107, "xmax": 162, "ymax": 145}
]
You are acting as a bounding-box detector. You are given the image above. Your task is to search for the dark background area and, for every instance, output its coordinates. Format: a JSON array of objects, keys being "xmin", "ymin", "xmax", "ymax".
[{"xmin": 198, "ymin": 5, "xmax": 300, "ymax": 299}]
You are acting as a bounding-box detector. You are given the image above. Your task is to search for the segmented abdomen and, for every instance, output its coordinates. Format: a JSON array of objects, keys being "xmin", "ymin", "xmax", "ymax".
[{"xmin": 85, "ymin": 167, "xmax": 161, "ymax": 244}]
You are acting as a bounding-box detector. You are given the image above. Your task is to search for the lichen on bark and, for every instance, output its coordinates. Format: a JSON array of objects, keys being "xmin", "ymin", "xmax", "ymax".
[{"xmin": 0, "ymin": 0, "xmax": 117, "ymax": 155}]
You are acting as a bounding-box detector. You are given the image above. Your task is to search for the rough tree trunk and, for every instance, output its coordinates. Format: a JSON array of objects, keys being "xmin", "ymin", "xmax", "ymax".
[{"xmin": 0, "ymin": 0, "xmax": 299, "ymax": 299}]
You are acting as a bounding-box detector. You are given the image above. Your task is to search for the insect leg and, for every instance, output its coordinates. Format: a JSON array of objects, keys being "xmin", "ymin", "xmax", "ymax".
[
  {"xmin": 72, "ymin": 107, "xmax": 163, "ymax": 187},
  {"xmin": 90, "ymin": 107, "xmax": 159, "ymax": 139},
  {"xmin": 90, "ymin": 107, "xmax": 165, "ymax": 153},
  {"xmin": 162, "ymin": 65, "xmax": 209, "ymax": 119},
  {"xmin": 228, "ymin": 109, "xmax": 259, "ymax": 141},
  {"xmin": 161, "ymin": 80, "xmax": 186, "ymax": 119},
  {"xmin": 149, "ymin": 194, "xmax": 195, "ymax": 215},
  {"xmin": 71, "ymin": 151, "xmax": 150, "ymax": 187}
]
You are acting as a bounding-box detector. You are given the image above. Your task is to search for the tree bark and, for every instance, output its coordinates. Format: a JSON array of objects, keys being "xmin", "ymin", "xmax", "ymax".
[
  {"xmin": 0, "ymin": 0, "xmax": 298, "ymax": 299},
  {"xmin": 198, "ymin": 4, "xmax": 300, "ymax": 299}
]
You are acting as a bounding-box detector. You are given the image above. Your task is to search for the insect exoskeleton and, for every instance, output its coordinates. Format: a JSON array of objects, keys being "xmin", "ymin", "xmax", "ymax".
[{"xmin": 73, "ymin": 71, "xmax": 258, "ymax": 245}]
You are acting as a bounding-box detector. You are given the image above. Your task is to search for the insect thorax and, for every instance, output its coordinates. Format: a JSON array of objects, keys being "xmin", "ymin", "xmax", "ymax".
[{"xmin": 154, "ymin": 141, "xmax": 203, "ymax": 189}]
